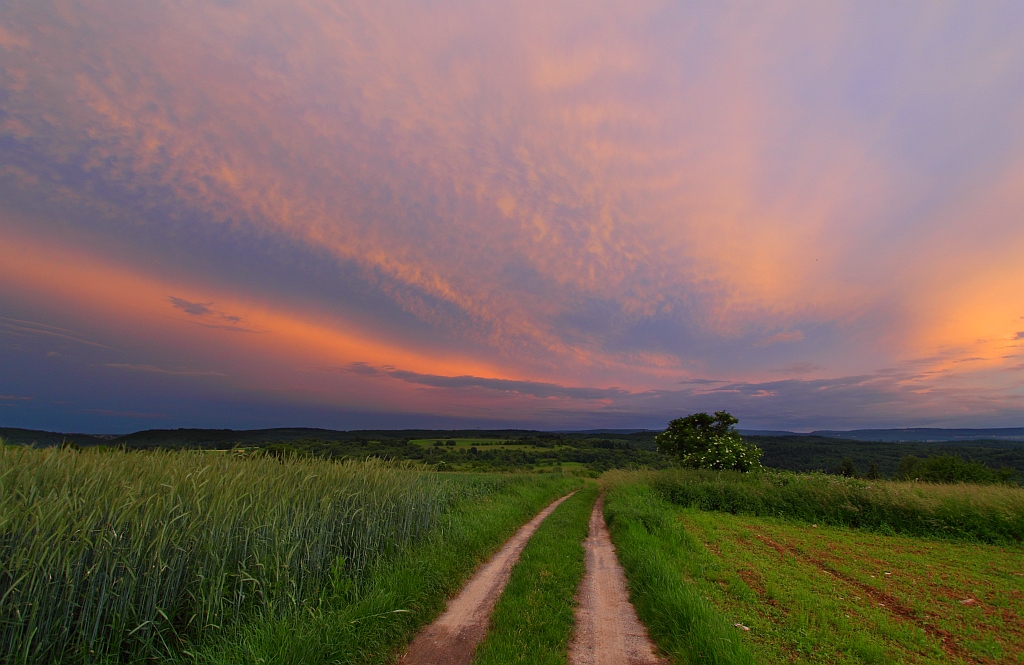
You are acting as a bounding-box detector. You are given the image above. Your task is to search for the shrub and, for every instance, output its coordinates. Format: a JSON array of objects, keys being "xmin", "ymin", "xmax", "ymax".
[{"xmin": 655, "ymin": 412, "xmax": 762, "ymax": 472}]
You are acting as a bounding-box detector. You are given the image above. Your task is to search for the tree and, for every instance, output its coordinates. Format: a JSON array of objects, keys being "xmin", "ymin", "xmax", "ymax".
[
  {"xmin": 837, "ymin": 456, "xmax": 857, "ymax": 478},
  {"xmin": 897, "ymin": 455, "xmax": 921, "ymax": 480},
  {"xmin": 866, "ymin": 461, "xmax": 880, "ymax": 480},
  {"xmin": 655, "ymin": 411, "xmax": 762, "ymax": 472}
]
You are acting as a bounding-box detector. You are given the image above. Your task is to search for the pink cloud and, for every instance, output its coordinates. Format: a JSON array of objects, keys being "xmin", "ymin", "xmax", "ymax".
[{"xmin": 756, "ymin": 331, "xmax": 804, "ymax": 348}]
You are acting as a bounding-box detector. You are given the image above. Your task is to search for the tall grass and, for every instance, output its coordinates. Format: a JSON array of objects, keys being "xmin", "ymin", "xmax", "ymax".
[
  {"xmin": 643, "ymin": 468, "xmax": 1024, "ymax": 544},
  {"xmin": 0, "ymin": 447, "xmax": 469, "ymax": 663}
]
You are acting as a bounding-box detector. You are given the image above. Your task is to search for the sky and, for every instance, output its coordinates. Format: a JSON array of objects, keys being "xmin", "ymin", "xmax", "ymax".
[{"xmin": 1, "ymin": 1, "xmax": 1023, "ymax": 433}]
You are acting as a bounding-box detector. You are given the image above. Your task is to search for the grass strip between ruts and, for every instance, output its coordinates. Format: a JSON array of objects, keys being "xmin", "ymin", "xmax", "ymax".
[
  {"xmin": 603, "ymin": 480, "xmax": 756, "ymax": 665},
  {"xmin": 182, "ymin": 475, "xmax": 583, "ymax": 665},
  {"xmin": 472, "ymin": 483, "xmax": 599, "ymax": 665}
]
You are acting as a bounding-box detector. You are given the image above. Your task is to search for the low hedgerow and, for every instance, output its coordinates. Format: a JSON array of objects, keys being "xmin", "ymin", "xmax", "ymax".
[{"xmin": 639, "ymin": 468, "xmax": 1024, "ymax": 544}]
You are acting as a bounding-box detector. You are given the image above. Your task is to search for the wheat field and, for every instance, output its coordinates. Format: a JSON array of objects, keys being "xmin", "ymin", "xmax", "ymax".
[{"xmin": 0, "ymin": 446, "xmax": 460, "ymax": 663}]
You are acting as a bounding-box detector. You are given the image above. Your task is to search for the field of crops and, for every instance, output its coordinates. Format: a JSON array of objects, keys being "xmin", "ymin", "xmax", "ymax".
[
  {"xmin": 0, "ymin": 446, "xmax": 580, "ymax": 664},
  {"xmin": 677, "ymin": 509, "xmax": 1024, "ymax": 663},
  {"xmin": 604, "ymin": 470, "xmax": 1024, "ymax": 664}
]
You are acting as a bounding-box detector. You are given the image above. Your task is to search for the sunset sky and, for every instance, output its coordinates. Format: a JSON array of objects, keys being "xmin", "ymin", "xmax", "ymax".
[{"xmin": 2, "ymin": 1, "xmax": 1023, "ymax": 433}]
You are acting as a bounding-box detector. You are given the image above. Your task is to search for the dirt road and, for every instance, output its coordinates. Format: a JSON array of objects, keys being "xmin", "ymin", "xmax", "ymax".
[
  {"xmin": 399, "ymin": 492, "xmax": 575, "ymax": 665},
  {"xmin": 568, "ymin": 496, "xmax": 665, "ymax": 665}
]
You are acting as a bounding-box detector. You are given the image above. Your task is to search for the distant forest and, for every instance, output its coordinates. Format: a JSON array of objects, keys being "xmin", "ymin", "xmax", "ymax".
[
  {"xmin": 750, "ymin": 434, "xmax": 1024, "ymax": 479},
  {"xmin": 1, "ymin": 426, "xmax": 1022, "ymax": 481}
]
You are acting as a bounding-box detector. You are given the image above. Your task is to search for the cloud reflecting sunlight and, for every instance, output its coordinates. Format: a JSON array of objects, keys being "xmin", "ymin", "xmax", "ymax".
[{"xmin": 2, "ymin": 0, "xmax": 1023, "ymax": 431}]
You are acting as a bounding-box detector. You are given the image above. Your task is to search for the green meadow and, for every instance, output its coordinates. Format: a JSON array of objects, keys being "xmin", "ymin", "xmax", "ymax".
[{"xmin": 602, "ymin": 470, "xmax": 1024, "ymax": 664}]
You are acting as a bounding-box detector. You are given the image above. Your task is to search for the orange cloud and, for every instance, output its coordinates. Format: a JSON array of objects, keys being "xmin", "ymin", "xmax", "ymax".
[{"xmin": 0, "ymin": 227, "xmax": 514, "ymax": 401}]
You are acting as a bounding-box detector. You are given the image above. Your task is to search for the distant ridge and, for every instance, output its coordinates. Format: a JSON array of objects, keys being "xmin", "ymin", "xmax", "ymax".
[
  {"xmin": 0, "ymin": 427, "xmax": 535, "ymax": 448},
  {"xmin": 4, "ymin": 425, "xmax": 1022, "ymax": 479},
  {"xmin": 554, "ymin": 428, "xmax": 657, "ymax": 434},
  {"xmin": 2, "ymin": 426, "xmax": 646, "ymax": 448},
  {"xmin": 4, "ymin": 425, "xmax": 1024, "ymax": 448},
  {"xmin": 0, "ymin": 427, "xmax": 113, "ymax": 447},
  {"xmin": 740, "ymin": 428, "xmax": 1024, "ymax": 442},
  {"xmin": 808, "ymin": 428, "xmax": 1024, "ymax": 442},
  {"xmin": 738, "ymin": 429, "xmax": 805, "ymax": 437}
]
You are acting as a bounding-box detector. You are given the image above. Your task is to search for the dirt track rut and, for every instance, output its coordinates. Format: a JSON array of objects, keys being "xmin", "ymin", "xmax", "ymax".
[
  {"xmin": 399, "ymin": 492, "xmax": 575, "ymax": 665},
  {"xmin": 568, "ymin": 496, "xmax": 665, "ymax": 665}
]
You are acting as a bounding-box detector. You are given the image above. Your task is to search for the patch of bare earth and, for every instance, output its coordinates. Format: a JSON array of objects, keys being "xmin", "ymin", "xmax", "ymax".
[
  {"xmin": 399, "ymin": 492, "xmax": 574, "ymax": 665},
  {"xmin": 569, "ymin": 496, "xmax": 666, "ymax": 665}
]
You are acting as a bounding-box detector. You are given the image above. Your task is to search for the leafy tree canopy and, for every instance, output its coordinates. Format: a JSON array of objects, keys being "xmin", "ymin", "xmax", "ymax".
[{"xmin": 655, "ymin": 411, "xmax": 762, "ymax": 472}]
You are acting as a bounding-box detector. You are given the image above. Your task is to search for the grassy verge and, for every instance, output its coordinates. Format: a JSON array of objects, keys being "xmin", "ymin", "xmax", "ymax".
[
  {"xmin": 184, "ymin": 474, "xmax": 583, "ymax": 665},
  {"xmin": 603, "ymin": 480, "xmax": 755, "ymax": 665},
  {"xmin": 472, "ymin": 483, "xmax": 599, "ymax": 665},
  {"xmin": 649, "ymin": 468, "xmax": 1024, "ymax": 543}
]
